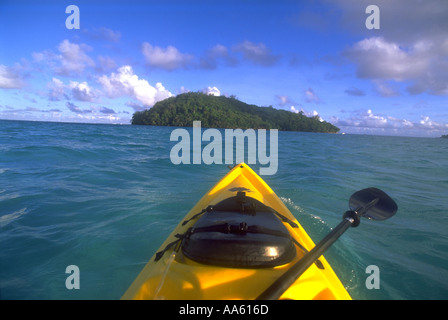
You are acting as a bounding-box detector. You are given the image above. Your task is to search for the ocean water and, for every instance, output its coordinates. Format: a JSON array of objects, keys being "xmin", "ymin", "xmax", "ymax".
[{"xmin": 1, "ymin": 119, "xmax": 447, "ymax": 300}]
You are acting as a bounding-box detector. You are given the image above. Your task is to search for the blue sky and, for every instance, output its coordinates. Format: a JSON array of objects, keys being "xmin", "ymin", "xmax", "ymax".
[{"xmin": 1, "ymin": 0, "xmax": 447, "ymax": 137}]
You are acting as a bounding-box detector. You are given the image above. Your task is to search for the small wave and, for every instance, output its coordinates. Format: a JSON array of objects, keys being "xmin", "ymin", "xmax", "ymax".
[
  {"xmin": 0, "ymin": 208, "xmax": 28, "ymax": 228},
  {"xmin": 280, "ymin": 196, "xmax": 305, "ymax": 213},
  {"xmin": 280, "ymin": 196, "xmax": 328, "ymax": 227}
]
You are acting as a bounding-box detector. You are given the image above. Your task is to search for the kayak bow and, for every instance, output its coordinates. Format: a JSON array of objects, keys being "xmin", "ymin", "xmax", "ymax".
[{"xmin": 122, "ymin": 163, "xmax": 351, "ymax": 300}]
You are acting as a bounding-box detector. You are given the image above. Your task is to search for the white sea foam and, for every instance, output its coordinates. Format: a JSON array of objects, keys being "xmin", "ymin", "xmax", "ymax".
[
  {"xmin": 280, "ymin": 196, "xmax": 328, "ymax": 226},
  {"xmin": 0, "ymin": 208, "xmax": 28, "ymax": 228}
]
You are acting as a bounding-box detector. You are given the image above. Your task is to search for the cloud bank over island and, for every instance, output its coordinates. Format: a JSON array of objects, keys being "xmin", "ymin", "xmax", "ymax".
[{"xmin": 1, "ymin": 1, "xmax": 447, "ymax": 136}]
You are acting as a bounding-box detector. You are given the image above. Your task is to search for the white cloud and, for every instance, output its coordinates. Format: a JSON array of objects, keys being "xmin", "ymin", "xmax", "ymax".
[
  {"xmin": 98, "ymin": 65, "xmax": 173, "ymax": 107},
  {"xmin": 46, "ymin": 78, "xmax": 97, "ymax": 102},
  {"xmin": 199, "ymin": 44, "xmax": 238, "ymax": 69},
  {"xmin": 276, "ymin": 95, "xmax": 289, "ymax": 106},
  {"xmin": 290, "ymin": 106, "xmax": 322, "ymax": 121},
  {"xmin": 331, "ymin": 109, "xmax": 448, "ymax": 136},
  {"xmin": 47, "ymin": 78, "xmax": 66, "ymax": 101},
  {"xmin": 57, "ymin": 40, "xmax": 95, "ymax": 76},
  {"xmin": 98, "ymin": 106, "xmax": 116, "ymax": 114},
  {"xmin": 33, "ymin": 40, "xmax": 95, "ymax": 76},
  {"xmin": 344, "ymin": 87, "xmax": 365, "ymax": 97},
  {"xmin": 276, "ymin": 95, "xmax": 297, "ymax": 107},
  {"xmin": 346, "ymin": 36, "xmax": 448, "ymax": 95},
  {"xmin": 232, "ymin": 41, "xmax": 280, "ymax": 66},
  {"xmin": 365, "ymin": 109, "xmax": 388, "ymax": 127},
  {"xmin": 178, "ymin": 86, "xmax": 190, "ymax": 94},
  {"xmin": 142, "ymin": 42, "xmax": 193, "ymax": 71},
  {"xmin": 69, "ymin": 81, "xmax": 97, "ymax": 102},
  {"xmin": 304, "ymin": 88, "xmax": 322, "ymax": 103},
  {"xmin": 347, "ymin": 37, "xmax": 426, "ymax": 81},
  {"xmin": 332, "ymin": 0, "xmax": 448, "ymax": 45},
  {"xmin": 64, "ymin": 102, "xmax": 121, "ymax": 123},
  {"xmin": 333, "ymin": 109, "xmax": 389, "ymax": 129},
  {"xmin": 202, "ymin": 86, "xmax": 220, "ymax": 96},
  {"xmin": 141, "ymin": 41, "xmax": 281, "ymax": 71},
  {"xmin": 418, "ymin": 116, "xmax": 448, "ymax": 130},
  {"xmin": 96, "ymin": 56, "xmax": 117, "ymax": 73},
  {"xmin": 290, "ymin": 106, "xmax": 300, "ymax": 113},
  {"xmin": 0, "ymin": 64, "xmax": 24, "ymax": 89},
  {"xmin": 85, "ymin": 27, "xmax": 121, "ymax": 42},
  {"xmin": 373, "ymin": 80, "xmax": 399, "ymax": 97},
  {"xmin": 66, "ymin": 101, "xmax": 91, "ymax": 114},
  {"xmin": 300, "ymin": 0, "xmax": 448, "ymax": 96}
]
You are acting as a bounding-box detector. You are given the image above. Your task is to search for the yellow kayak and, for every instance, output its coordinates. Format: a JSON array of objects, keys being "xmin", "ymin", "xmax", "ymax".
[{"xmin": 122, "ymin": 163, "xmax": 351, "ymax": 300}]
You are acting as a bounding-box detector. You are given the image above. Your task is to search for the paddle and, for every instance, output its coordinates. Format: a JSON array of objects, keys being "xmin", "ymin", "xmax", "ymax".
[{"xmin": 256, "ymin": 187, "xmax": 398, "ymax": 300}]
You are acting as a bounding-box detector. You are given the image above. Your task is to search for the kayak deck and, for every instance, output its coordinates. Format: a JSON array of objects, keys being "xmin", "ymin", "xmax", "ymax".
[{"xmin": 122, "ymin": 163, "xmax": 351, "ymax": 300}]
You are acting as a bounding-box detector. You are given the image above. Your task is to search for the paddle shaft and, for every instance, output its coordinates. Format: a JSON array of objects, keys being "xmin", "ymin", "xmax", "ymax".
[{"xmin": 256, "ymin": 216, "xmax": 354, "ymax": 300}]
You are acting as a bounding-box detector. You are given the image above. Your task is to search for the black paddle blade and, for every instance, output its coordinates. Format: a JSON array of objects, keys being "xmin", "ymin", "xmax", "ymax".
[{"xmin": 349, "ymin": 187, "xmax": 398, "ymax": 221}]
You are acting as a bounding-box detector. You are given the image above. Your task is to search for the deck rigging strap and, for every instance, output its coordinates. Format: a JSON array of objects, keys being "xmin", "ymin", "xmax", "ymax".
[
  {"xmin": 182, "ymin": 205, "xmax": 214, "ymax": 226},
  {"xmin": 181, "ymin": 203, "xmax": 298, "ymax": 229},
  {"xmin": 154, "ymin": 233, "xmax": 185, "ymax": 261}
]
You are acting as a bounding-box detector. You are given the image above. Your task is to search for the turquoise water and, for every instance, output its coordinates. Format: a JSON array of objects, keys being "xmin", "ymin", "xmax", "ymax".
[{"xmin": 1, "ymin": 119, "xmax": 447, "ymax": 300}]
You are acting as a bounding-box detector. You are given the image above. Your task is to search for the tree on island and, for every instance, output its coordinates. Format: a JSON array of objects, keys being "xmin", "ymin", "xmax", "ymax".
[{"xmin": 131, "ymin": 92, "xmax": 340, "ymax": 133}]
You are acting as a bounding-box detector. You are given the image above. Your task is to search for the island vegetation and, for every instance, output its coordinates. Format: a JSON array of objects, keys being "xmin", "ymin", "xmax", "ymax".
[
  {"xmin": 131, "ymin": 92, "xmax": 340, "ymax": 133},
  {"xmin": 442, "ymin": 134, "xmax": 448, "ymax": 138}
]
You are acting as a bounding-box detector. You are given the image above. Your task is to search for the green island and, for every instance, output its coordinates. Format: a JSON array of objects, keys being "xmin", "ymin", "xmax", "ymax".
[
  {"xmin": 442, "ymin": 135, "xmax": 448, "ymax": 138},
  {"xmin": 131, "ymin": 92, "xmax": 340, "ymax": 133}
]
